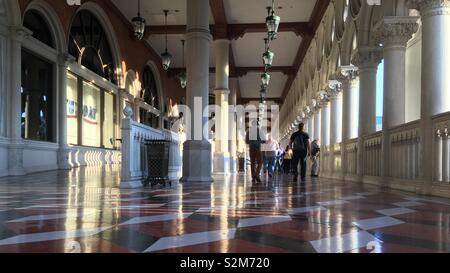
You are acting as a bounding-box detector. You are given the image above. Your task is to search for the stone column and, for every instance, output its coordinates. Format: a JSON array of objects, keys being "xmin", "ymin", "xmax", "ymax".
[
  {"xmin": 352, "ymin": 47, "xmax": 382, "ymax": 178},
  {"xmin": 306, "ymin": 107, "xmax": 314, "ymax": 139},
  {"xmin": 337, "ymin": 68, "xmax": 358, "ymax": 179},
  {"xmin": 320, "ymin": 97, "xmax": 331, "ymax": 147},
  {"xmin": 313, "ymin": 104, "xmax": 321, "ymax": 142},
  {"xmin": 229, "ymin": 77, "xmax": 238, "ymax": 173},
  {"xmin": 407, "ymin": 0, "xmax": 450, "ymax": 190},
  {"xmin": 180, "ymin": 0, "xmax": 213, "ymax": 183},
  {"xmin": 338, "ymin": 67, "xmax": 359, "ymax": 141},
  {"xmin": 375, "ymin": 16, "xmax": 419, "ymax": 178},
  {"xmin": 58, "ymin": 54, "xmax": 75, "ymax": 170},
  {"xmin": 328, "ymin": 82, "xmax": 343, "ymax": 145},
  {"xmin": 8, "ymin": 27, "xmax": 30, "ymax": 176},
  {"xmin": 213, "ymin": 39, "xmax": 230, "ymax": 174}
]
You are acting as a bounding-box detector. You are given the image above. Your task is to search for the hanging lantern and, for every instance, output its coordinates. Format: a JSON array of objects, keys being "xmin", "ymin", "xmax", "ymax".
[
  {"xmin": 266, "ymin": 1, "xmax": 281, "ymax": 39},
  {"xmin": 161, "ymin": 50, "xmax": 172, "ymax": 71},
  {"xmin": 260, "ymin": 84, "xmax": 267, "ymax": 97},
  {"xmin": 132, "ymin": 0, "xmax": 145, "ymax": 40},
  {"xmin": 179, "ymin": 71, "xmax": 187, "ymax": 89},
  {"xmin": 261, "ymin": 72, "xmax": 271, "ymax": 87},
  {"xmin": 262, "ymin": 37, "xmax": 274, "ymax": 68},
  {"xmin": 178, "ymin": 39, "xmax": 187, "ymax": 88},
  {"xmin": 161, "ymin": 10, "xmax": 172, "ymax": 70}
]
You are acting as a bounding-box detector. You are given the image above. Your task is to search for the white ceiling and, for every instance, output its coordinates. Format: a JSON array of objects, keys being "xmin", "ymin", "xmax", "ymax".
[
  {"xmin": 111, "ymin": 0, "xmax": 316, "ymax": 99},
  {"xmin": 232, "ymin": 32, "xmax": 302, "ymax": 67},
  {"xmin": 224, "ymin": 0, "xmax": 317, "ymax": 24},
  {"xmin": 112, "ymin": 0, "xmax": 215, "ymax": 25},
  {"xmin": 239, "ymin": 72, "xmax": 287, "ymax": 98}
]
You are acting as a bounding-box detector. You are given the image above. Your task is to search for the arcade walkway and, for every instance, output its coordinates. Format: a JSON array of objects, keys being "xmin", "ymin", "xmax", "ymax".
[{"xmin": 0, "ymin": 168, "xmax": 449, "ymax": 253}]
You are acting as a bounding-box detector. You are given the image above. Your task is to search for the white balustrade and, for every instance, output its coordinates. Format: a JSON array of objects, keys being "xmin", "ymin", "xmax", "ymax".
[
  {"xmin": 332, "ymin": 143, "xmax": 342, "ymax": 174},
  {"xmin": 363, "ymin": 132, "xmax": 382, "ymax": 177},
  {"xmin": 389, "ymin": 121, "xmax": 421, "ymax": 180},
  {"xmin": 345, "ymin": 139, "xmax": 358, "ymax": 175},
  {"xmin": 121, "ymin": 115, "xmax": 182, "ymax": 188},
  {"xmin": 320, "ymin": 145, "xmax": 332, "ymax": 174},
  {"xmin": 433, "ymin": 112, "xmax": 450, "ymax": 183}
]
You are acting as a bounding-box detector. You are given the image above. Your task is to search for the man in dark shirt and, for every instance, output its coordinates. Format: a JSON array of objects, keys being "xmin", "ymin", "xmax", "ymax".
[
  {"xmin": 246, "ymin": 120, "xmax": 264, "ymax": 183},
  {"xmin": 289, "ymin": 123, "xmax": 310, "ymax": 182}
]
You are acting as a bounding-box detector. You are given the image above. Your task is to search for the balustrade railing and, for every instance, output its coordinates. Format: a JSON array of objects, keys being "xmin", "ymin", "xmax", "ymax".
[
  {"xmin": 433, "ymin": 112, "xmax": 450, "ymax": 183},
  {"xmin": 345, "ymin": 139, "xmax": 358, "ymax": 175},
  {"xmin": 332, "ymin": 143, "xmax": 342, "ymax": 174},
  {"xmin": 363, "ymin": 132, "xmax": 382, "ymax": 177},
  {"xmin": 389, "ymin": 121, "xmax": 421, "ymax": 180},
  {"xmin": 320, "ymin": 145, "xmax": 332, "ymax": 174},
  {"xmin": 121, "ymin": 117, "xmax": 182, "ymax": 188}
]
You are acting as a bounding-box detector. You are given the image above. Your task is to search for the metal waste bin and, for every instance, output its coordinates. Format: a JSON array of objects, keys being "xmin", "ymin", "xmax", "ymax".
[{"xmin": 143, "ymin": 139, "xmax": 171, "ymax": 187}]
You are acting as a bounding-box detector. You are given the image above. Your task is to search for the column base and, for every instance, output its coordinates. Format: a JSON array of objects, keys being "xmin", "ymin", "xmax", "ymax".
[
  {"xmin": 8, "ymin": 140, "xmax": 25, "ymax": 176},
  {"xmin": 230, "ymin": 157, "xmax": 238, "ymax": 173},
  {"xmin": 120, "ymin": 179, "xmax": 143, "ymax": 189},
  {"xmin": 58, "ymin": 146, "xmax": 72, "ymax": 170},
  {"xmin": 213, "ymin": 152, "xmax": 230, "ymax": 174},
  {"xmin": 180, "ymin": 140, "xmax": 213, "ymax": 183}
]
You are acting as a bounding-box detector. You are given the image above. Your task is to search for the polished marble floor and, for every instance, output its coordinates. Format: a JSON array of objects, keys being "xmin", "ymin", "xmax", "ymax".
[{"xmin": 0, "ymin": 166, "xmax": 449, "ymax": 253}]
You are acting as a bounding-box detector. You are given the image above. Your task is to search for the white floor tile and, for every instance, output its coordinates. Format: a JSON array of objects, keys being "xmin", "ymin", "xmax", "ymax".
[
  {"xmin": 120, "ymin": 213, "xmax": 192, "ymax": 226},
  {"xmin": 376, "ymin": 207, "xmax": 416, "ymax": 216},
  {"xmin": 237, "ymin": 215, "xmax": 291, "ymax": 228},
  {"xmin": 143, "ymin": 229, "xmax": 237, "ymax": 253},
  {"xmin": 309, "ymin": 230, "xmax": 382, "ymax": 253},
  {"xmin": 7, "ymin": 212, "xmax": 95, "ymax": 223},
  {"xmin": 392, "ymin": 201, "xmax": 425, "ymax": 207},
  {"xmin": 286, "ymin": 206, "xmax": 326, "ymax": 215},
  {"xmin": 317, "ymin": 200, "xmax": 350, "ymax": 206},
  {"xmin": 0, "ymin": 226, "xmax": 112, "ymax": 246},
  {"xmin": 117, "ymin": 203, "xmax": 165, "ymax": 210},
  {"xmin": 352, "ymin": 216, "xmax": 404, "ymax": 230},
  {"xmin": 340, "ymin": 196, "xmax": 366, "ymax": 201}
]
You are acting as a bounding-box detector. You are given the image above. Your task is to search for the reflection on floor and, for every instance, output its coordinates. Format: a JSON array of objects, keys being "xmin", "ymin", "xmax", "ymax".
[{"xmin": 0, "ymin": 166, "xmax": 449, "ymax": 253}]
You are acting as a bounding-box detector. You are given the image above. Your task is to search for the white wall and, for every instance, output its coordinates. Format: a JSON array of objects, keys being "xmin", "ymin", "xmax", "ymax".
[
  {"xmin": 23, "ymin": 141, "xmax": 59, "ymax": 173},
  {"xmin": 0, "ymin": 138, "xmax": 8, "ymax": 176},
  {"xmin": 405, "ymin": 27, "xmax": 422, "ymax": 123}
]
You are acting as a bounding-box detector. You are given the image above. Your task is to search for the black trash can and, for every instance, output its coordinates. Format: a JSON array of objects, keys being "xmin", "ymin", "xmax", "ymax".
[
  {"xmin": 238, "ymin": 157, "xmax": 245, "ymax": 172},
  {"xmin": 143, "ymin": 139, "xmax": 171, "ymax": 187}
]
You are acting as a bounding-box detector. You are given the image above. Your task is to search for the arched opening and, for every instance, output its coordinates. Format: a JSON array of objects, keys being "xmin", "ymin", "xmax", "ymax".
[
  {"xmin": 20, "ymin": 10, "xmax": 55, "ymax": 142},
  {"xmin": 376, "ymin": 59, "xmax": 384, "ymax": 131},
  {"xmin": 66, "ymin": 9, "xmax": 118, "ymax": 149},
  {"xmin": 69, "ymin": 10, "xmax": 116, "ymax": 84},
  {"xmin": 139, "ymin": 65, "xmax": 161, "ymax": 129},
  {"xmin": 23, "ymin": 9, "xmax": 54, "ymax": 48}
]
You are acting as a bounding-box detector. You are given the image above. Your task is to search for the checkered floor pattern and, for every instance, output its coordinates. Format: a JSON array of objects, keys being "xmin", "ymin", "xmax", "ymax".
[{"xmin": 0, "ymin": 166, "xmax": 449, "ymax": 253}]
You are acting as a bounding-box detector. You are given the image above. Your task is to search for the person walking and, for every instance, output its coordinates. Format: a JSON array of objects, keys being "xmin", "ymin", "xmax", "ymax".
[
  {"xmin": 289, "ymin": 123, "xmax": 310, "ymax": 182},
  {"xmin": 262, "ymin": 134, "xmax": 279, "ymax": 178},
  {"xmin": 311, "ymin": 139, "xmax": 321, "ymax": 177},
  {"xmin": 283, "ymin": 145, "xmax": 293, "ymax": 174},
  {"xmin": 246, "ymin": 120, "xmax": 264, "ymax": 183}
]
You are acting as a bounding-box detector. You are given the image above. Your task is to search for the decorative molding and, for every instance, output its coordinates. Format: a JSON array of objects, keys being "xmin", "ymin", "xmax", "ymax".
[
  {"xmin": 374, "ymin": 17, "xmax": 420, "ymax": 48},
  {"xmin": 351, "ymin": 47, "xmax": 383, "ymax": 69},
  {"xmin": 407, "ymin": 0, "xmax": 450, "ymax": 16}
]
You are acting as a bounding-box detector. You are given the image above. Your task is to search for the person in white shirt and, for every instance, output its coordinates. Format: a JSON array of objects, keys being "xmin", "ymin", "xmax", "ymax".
[{"xmin": 262, "ymin": 134, "xmax": 280, "ymax": 178}]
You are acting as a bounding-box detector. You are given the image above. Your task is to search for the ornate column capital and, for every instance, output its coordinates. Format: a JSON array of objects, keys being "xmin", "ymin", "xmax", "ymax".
[
  {"xmin": 351, "ymin": 46, "xmax": 383, "ymax": 70},
  {"xmin": 374, "ymin": 17, "xmax": 420, "ymax": 48},
  {"xmin": 9, "ymin": 26, "xmax": 32, "ymax": 43},
  {"xmin": 336, "ymin": 65, "xmax": 359, "ymax": 83},
  {"xmin": 327, "ymin": 79, "xmax": 342, "ymax": 99},
  {"xmin": 407, "ymin": 0, "xmax": 450, "ymax": 18},
  {"xmin": 316, "ymin": 91, "xmax": 330, "ymax": 108},
  {"xmin": 58, "ymin": 53, "xmax": 76, "ymax": 67}
]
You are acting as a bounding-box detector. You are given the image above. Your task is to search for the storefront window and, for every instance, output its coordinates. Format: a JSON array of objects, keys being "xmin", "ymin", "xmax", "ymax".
[
  {"xmin": 66, "ymin": 75, "xmax": 116, "ymax": 149},
  {"xmin": 67, "ymin": 73, "xmax": 78, "ymax": 145},
  {"xmin": 81, "ymin": 81, "xmax": 101, "ymax": 147},
  {"xmin": 21, "ymin": 49, "xmax": 54, "ymax": 142}
]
